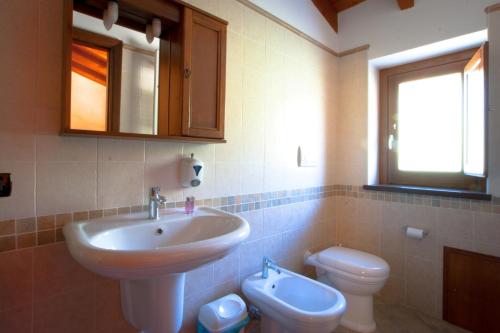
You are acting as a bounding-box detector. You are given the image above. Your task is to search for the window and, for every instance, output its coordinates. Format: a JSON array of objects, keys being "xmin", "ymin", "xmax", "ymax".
[{"xmin": 379, "ymin": 45, "xmax": 488, "ymax": 192}]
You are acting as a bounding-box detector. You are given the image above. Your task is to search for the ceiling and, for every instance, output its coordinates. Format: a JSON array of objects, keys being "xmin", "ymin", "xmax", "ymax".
[
  {"xmin": 72, "ymin": 43, "xmax": 108, "ymax": 86},
  {"xmin": 312, "ymin": 0, "xmax": 414, "ymax": 32}
]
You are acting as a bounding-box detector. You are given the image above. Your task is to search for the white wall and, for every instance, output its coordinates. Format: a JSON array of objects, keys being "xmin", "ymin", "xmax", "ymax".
[
  {"xmin": 338, "ymin": 0, "xmax": 497, "ymax": 59},
  {"xmin": 336, "ymin": 50, "xmax": 369, "ymax": 185},
  {"xmin": 247, "ymin": 0, "xmax": 340, "ymax": 50},
  {"xmin": 487, "ymin": 7, "xmax": 500, "ymax": 195}
]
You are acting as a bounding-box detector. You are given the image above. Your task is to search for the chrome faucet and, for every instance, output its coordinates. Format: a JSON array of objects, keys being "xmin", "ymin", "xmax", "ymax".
[
  {"xmin": 149, "ymin": 187, "xmax": 167, "ymax": 220},
  {"xmin": 262, "ymin": 256, "xmax": 281, "ymax": 279}
]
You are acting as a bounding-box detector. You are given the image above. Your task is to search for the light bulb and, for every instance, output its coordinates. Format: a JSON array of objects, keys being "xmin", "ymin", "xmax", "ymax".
[
  {"xmin": 146, "ymin": 24, "xmax": 154, "ymax": 44},
  {"xmin": 103, "ymin": 1, "xmax": 118, "ymax": 30},
  {"xmin": 103, "ymin": 9, "xmax": 111, "ymax": 30},
  {"xmin": 152, "ymin": 18, "xmax": 162, "ymax": 38}
]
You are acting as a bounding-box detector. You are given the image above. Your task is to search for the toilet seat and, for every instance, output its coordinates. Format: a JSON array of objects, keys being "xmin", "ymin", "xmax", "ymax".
[
  {"xmin": 317, "ymin": 247, "xmax": 389, "ymax": 279},
  {"xmin": 326, "ymin": 266, "xmax": 388, "ymax": 284}
]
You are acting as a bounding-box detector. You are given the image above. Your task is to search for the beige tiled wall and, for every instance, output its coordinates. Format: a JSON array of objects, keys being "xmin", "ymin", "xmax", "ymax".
[
  {"xmin": 0, "ymin": 0, "xmax": 338, "ymax": 222},
  {"xmin": 0, "ymin": 0, "xmax": 339, "ymax": 331},
  {"xmin": 182, "ymin": 198, "xmax": 336, "ymax": 332},
  {"xmin": 337, "ymin": 50, "xmax": 500, "ymax": 319},
  {"xmin": 334, "ymin": 192, "xmax": 500, "ymax": 319},
  {"xmin": 1, "ymin": 0, "xmax": 498, "ymax": 332},
  {"xmin": 0, "ymin": 196, "xmax": 337, "ymax": 333}
]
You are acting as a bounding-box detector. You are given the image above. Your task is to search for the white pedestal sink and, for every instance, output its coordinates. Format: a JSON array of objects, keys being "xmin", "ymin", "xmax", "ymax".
[{"xmin": 63, "ymin": 207, "xmax": 250, "ymax": 333}]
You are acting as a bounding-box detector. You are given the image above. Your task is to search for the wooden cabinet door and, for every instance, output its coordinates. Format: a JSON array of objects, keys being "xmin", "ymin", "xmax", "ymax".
[
  {"xmin": 182, "ymin": 8, "xmax": 226, "ymax": 139},
  {"xmin": 444, "ymin": 247, "xmax": 500, "ymax": 332}
]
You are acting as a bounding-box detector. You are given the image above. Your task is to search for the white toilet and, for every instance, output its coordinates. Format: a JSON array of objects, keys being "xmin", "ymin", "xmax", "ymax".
[{"xmin": 306, "ymin": 247, "xmax": 389, "ymax": 333}]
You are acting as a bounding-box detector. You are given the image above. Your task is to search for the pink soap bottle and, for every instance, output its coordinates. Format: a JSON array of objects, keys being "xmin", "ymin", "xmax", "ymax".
[{"xmin": 185, "ymin": 196, "xmax": 195, "ymax": 214}]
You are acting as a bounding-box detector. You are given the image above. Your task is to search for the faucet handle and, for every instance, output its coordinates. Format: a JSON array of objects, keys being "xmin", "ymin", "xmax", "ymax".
[
  {"xmin": 263, "ymin": 257, "xmax": 277, "ymax": 269},
  {"xmin": 261, "ymin": 256, "xmax": 281, "ymax": 279},
  {"xmin": 157, "ymin": 194, "xmax": 167, "ymax": 204},
  {"xmin": 151, "ymin": 187, "xmax": 161, "ymax": 196}
]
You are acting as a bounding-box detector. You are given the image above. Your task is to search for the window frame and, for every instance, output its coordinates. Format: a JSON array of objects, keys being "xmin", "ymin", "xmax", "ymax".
[{"xmin": 378, "ymin": 47, "xmax": 487, "ymax": 192}]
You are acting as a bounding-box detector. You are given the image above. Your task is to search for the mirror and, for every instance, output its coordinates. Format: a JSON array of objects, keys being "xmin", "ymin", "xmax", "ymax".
[
  {"xmin": 71, "ymin": 11, "xmax": 160, "ymax": 135},
  {"xmin": 62, "ymin": 0, "xmax": 227, "ymax": 143}
]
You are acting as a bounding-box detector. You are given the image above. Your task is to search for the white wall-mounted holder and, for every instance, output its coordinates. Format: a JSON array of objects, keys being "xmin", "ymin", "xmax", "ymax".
[
  {"xmin": 180, "ymin": 154, "xmax": 204, "ymax": 188},
  {"xmin": 403, "ymin": 225, "xmax": 428, "ymax": 240}
]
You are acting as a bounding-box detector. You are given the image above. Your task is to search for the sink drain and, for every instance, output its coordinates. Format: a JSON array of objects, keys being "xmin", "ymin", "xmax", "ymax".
[{"xmin": 156, "ymin": 228, "xmax": 163, "ymax": 235}]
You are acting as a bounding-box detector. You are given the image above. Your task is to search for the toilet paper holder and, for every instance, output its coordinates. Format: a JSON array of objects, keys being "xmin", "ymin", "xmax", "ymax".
[{"xmin": 402, "ymin": 225, "xmax": 429, "ymax": 239}]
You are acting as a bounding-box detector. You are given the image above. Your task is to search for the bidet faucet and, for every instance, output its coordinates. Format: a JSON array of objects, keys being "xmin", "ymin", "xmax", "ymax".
[
  {"xmin": 149, "ymin": 187, "xmax": 167, "ymax": 220},
  {"xmin": 262, "ymin": 256, "xmax": 281, "ymax": 279}
]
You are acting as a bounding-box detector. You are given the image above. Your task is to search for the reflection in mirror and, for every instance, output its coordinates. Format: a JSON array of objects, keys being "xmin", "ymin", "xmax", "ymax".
[
  {"xmin": 71, "ymin": 42, "xmax": 109, "ymax": 131},
  {"xmin": 72, "ymin": 11, "xmax": 160, "ymax": 135},
  {"xmin": 121, "ymin": 43, "xmax": 158, "ymax": 135}
]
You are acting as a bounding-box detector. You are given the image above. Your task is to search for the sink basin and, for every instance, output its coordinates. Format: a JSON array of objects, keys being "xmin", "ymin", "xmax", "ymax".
[
  {"xmin": 64, "ymin": 207, "xmax": 249, "ymax": 279},
  {"xmin": 63, "ymin": 207, "xmax": 250, "ymax": 333}
]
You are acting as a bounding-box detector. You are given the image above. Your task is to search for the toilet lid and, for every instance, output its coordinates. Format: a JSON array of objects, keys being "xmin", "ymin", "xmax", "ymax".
[{"xmin": 318, "ymin": 247, "xmax": 389, "ymax": 278}]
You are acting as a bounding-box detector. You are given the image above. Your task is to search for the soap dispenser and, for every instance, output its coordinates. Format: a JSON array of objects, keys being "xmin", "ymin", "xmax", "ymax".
[{"xmin": 181, "ymin": 154, "xmax": 204, "ymax": 188}]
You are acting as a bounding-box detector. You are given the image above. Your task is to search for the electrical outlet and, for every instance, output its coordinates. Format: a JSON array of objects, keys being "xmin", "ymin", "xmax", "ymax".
[{"xmin": 0, "ymin": 173, "xmax": 12, "ymax": 197}]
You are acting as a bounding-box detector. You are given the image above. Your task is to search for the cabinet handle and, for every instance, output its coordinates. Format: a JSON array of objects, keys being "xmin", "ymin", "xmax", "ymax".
[{"xmin": 184, "ymin": 68, "xmax": 192, "ymax": 78}]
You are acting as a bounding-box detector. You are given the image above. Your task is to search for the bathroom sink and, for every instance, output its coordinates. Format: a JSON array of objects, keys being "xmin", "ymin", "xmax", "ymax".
[
  {"xmin": 64, "ymin": 208, "xmax": 250, "ymax": 279},
  {"xmin": 63, "ymin": 207, "xmax": 250, "ymax": 333},
  {"xmin": 64, "ymin": 207, "xmax": 249, "ymax": 279}
]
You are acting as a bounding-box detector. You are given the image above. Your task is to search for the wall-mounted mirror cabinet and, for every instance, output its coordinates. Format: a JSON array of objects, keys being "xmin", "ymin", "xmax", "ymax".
[{"xmin": 62, "ymin": 0, "xmax": 227, "ymax": 142}]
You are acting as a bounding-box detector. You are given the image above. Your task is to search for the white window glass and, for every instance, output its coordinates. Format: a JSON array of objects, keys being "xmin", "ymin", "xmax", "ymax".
[
  {"xmin": 464, "ymin": 59, "xmax": 486, "ymax": 176},
  {"xmin": 397, "ymin": 73, "xmax": 463, "ymax": 172}
]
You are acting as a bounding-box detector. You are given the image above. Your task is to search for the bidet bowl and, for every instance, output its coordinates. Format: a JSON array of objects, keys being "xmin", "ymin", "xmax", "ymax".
[{"xmin": 242, "ymin": 268, "xmax": 346, "ymax": 333}]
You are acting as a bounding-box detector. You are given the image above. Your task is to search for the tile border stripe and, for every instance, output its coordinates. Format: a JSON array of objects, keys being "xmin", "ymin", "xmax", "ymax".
[{"xmin": 0, "ymin": 185, "xmax": 498, "ymax": 252}]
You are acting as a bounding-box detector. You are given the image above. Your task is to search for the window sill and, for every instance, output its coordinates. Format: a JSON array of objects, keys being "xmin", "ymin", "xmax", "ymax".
[{"xmin": 363, "ymin": 184, "xmax": 491, "ymax": 201}]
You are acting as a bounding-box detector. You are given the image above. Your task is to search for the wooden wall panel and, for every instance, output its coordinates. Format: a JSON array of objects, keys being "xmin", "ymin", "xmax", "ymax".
[{"xmin": 444, "ymin": 247, "xmax": 500, "ymax": 333}]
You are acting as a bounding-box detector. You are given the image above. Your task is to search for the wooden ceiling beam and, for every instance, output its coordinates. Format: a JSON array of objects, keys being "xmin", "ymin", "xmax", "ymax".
[
  {"xmin": 396, "ymin": 0, "xmax": 414, "ymax": 10},
  {"xmin": 331, "ymin": 0, "xmax": 366, "ymax": 13},
  {"xmin": 315, "ymin": 0, "xmax": 412, "ymax": 33},
  {"xmin": 312, "ymin": 0, "xmax": 338, "ymax": 32}
]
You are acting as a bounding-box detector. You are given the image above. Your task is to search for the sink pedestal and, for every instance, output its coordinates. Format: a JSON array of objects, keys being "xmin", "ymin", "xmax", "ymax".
[
  {"xmin": 120, "ymin": 273, "xmax": 186, "ymax": 333},
  {"xmin": 63, "ymin": 208, "xmax": 250, "ymax": 332}
]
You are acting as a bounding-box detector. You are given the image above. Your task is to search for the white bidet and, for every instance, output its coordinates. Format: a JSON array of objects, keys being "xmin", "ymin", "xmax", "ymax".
[{"xmin": 242, "ymin": 267, "xmax": 346, "ymax": 333}]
